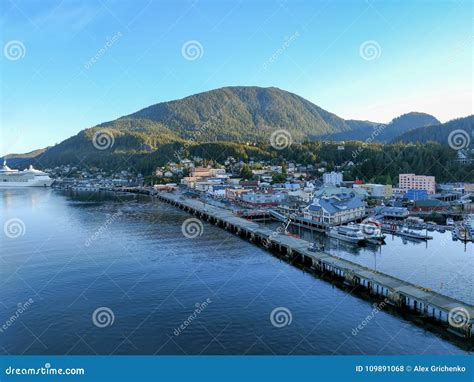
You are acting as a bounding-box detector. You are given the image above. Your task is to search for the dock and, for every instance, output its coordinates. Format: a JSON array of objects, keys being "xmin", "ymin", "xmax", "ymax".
[{"xmin": 156, "ymin": 192, "xmax": 474, "ymax": 341}]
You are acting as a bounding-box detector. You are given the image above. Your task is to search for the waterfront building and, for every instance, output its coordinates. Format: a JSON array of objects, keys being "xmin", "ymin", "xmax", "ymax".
[
  {"xmin": 314, "ymin": 185, "xmax": 368, "ymax": 200},
  {"xmin": 241, "ymin": 190, "xmax": 287, "ymax": 206},
  {"xmin": 182, "ymin": 167, "xmax": 229, "ymax": 189},
  {"xmin": 464, "ymin": 183, "xmax": 474, "ymax": 193},
  {"xmin": 379, "ymin": 206, "xmax": 410, "ymax": 219},
  {"xmin": 399, "ymin": 173, "xmax": 436, "ymax": 194},
  {"xmin": 225, "ymin": 188, "xmax": 251, "ymax": 201},
  {"xmin": 323, "ymin": 171, "xmax": 343, "ymax": 186},
  {"xmin": 207, "ymin": 185, "xmax": 228, "ymax": 198},
  {"xmin": 287, "ymin": 189, "xmax": 312, "ymax": 203},
  {"xmin": 303, "ymin": 192, "xmax": 365, "ymax": 225},
  {"xmin": 405, "ymin": 189, "xmax": 428, "ymax": 201},
  {"xmin": 354, "ymin": 183, "xmax": 392, "ymax": 198},
  {"xmin": 413, "ymin": 199, "xmax": 450, "ymax": 212}
]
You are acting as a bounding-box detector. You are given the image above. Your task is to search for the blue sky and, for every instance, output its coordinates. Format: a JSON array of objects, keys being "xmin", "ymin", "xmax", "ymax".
[{"xmin": 1, "ymin": 0, "xmax": 472, "ymax": 156}]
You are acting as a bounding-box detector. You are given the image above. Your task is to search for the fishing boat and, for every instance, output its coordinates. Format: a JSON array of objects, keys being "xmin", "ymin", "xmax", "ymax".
[
  {"xmin": 327, "ymin": 225, "xmax": 366, "ymax": 245},
  {"xmin": 398, "ymin": 226, "xmax": 433, "ymax": 241}
]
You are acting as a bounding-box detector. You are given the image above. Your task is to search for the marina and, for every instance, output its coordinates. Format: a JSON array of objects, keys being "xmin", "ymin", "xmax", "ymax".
[{"xmin": 155, "ymin": 191, "xmax": 474, "ymax": 342}]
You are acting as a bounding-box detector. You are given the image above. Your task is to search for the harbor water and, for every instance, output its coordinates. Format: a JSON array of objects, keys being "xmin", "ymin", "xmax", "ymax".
[{"xmin": 0, "ymin": 189, "xmax": 470, "ymax": 355}]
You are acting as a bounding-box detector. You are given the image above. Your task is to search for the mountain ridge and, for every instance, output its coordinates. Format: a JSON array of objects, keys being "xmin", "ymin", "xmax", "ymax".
[
  {"xmin": 392, "ymin": 115, "xmax": 473, "ymax": 146},
  {"xmin": 3, "ymin": 86, "xmax": 463, "ymax": 169}
]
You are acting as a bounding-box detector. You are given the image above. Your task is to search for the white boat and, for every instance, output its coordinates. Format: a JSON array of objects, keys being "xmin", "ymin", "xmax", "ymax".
[
  {"xmin": 453, "ymin": 225, "xmax": 472, "ymax": 242},
  {"xmin": 0, "ymin": 160, "xmax": 53, "ymax": 187},
  {"xmin": 446, "ymin": 218, "xmax": 455, "ymax": 226},
  {"xmin": 352, "ymin": 222, "xmax": 386, "ymax": 243},
  {"xmin": 327, "ymin": 225, "xmax": 366, "ymax": 245},
  {"xmin": 464, "ymin": 214, "xmax": 474, "ymax": 237},
  {"xmin": 398, "ymin": 226, "xmax": 432, "ymax": 240}
]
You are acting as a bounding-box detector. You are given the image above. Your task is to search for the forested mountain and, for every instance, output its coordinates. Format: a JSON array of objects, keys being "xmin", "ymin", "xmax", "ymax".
[
  {"xmin": 325, "ymin": 112, "xmax": 440, "ymax": 142},
  {"xmin": 393, "ymin": 115, "xmax": 473, "ymax": 146},
  {"xmin": 16, "ymin": 86, "xmax": 355, "ymax": 166},
  {"xmin": 3, "ymin": 86, "xmax": 471, "ymax": 182},
  {"xmin": 124, "ymin": 86, "xmax": 352, "ymax": 141}
]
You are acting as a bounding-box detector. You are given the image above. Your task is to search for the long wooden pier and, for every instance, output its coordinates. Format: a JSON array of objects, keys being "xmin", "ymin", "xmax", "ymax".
[{"xmin": 156, "ymin": 192, "xmax": 474, "ymax": 341}]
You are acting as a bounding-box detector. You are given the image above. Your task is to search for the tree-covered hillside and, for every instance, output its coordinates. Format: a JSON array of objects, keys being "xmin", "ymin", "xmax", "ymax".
[{"xmin": 393, "ymin": 115, "xmax": 473, "ymax": 146}]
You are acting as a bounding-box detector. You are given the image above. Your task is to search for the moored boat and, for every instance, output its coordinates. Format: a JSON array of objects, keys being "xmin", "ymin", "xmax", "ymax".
[
  {"xmin": 0, "ymin": 160, "xmax": 53, "ymax": 187},
  {"xmin": 452, "ymin": 225, "xmax": 472, "ymax": 242},
  {"xmin": 352, "ymin": 221, "xmax": 386, "ymax": 243},
  {"xmin": 327, "ymin": 225, "xmax": 366, "ymax": 245},
  {"xmin": 398, "ymin": 226, "xmax": 433, "ymax": 240}
]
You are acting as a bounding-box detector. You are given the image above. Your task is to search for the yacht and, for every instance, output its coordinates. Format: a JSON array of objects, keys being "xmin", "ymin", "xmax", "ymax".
[
  {"xmin": 327, "ymin": 225, "xmax": 366, "ymax": 245},
  {"xmin": 0, "ymin": 160, "xmax": 53, "ymax": 187},
  {"xmin": 352, "ymin": 222, "xmax": 386, "ymax": 243},
  {"xmin": 398, "ymin": 226, "xmax": 432, "ymax": 241}
]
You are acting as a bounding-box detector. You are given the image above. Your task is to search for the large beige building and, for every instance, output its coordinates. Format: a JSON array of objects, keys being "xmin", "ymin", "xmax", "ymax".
[{"xmin": 398, "ymin": 174, "xmax": 436, "ymax": 194}]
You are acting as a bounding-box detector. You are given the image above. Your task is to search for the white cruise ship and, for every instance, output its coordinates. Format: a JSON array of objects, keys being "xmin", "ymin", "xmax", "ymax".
[{"xmin": 0, "ymin": 160, "xmax": 53, "ymax": 187}]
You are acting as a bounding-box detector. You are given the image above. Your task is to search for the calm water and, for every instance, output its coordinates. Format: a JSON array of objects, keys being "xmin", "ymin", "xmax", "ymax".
[
  {"xmin": 287, "ymin": 223, "xmax": 473, "ymax": 304},
  {"xmin": 0, "ymin": 189, "xmax": 470, "ymax": 355}
]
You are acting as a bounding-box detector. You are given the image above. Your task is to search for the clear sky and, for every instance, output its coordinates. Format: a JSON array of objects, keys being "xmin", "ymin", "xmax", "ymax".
[{"xmin": 1, "ymin": 0, "xmax": 472, "ymax": 156}]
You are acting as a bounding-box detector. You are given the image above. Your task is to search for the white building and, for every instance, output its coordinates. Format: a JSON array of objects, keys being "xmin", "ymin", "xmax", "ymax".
[{"xmin": 323, "ymin": 171, "xmax": 343, "ymax": 186}]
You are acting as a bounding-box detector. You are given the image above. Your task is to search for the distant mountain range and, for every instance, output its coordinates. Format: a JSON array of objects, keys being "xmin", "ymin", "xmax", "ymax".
[
  {"xmin": 327, "ymin": 112, "xmax": 440, "ymax": 142},
  {"xmin": 2, "ymin": 86, "xmax": 472, "ymax": 168},
  {"xmin": 392, "ymin": 115, "xmax": 473, "ymax": 146}
]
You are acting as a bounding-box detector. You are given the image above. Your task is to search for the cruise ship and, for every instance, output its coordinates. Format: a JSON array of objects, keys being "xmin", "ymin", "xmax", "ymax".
[{"xmin": 0, "ymin": 160, "xmax": 53, "ymax": 187}]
